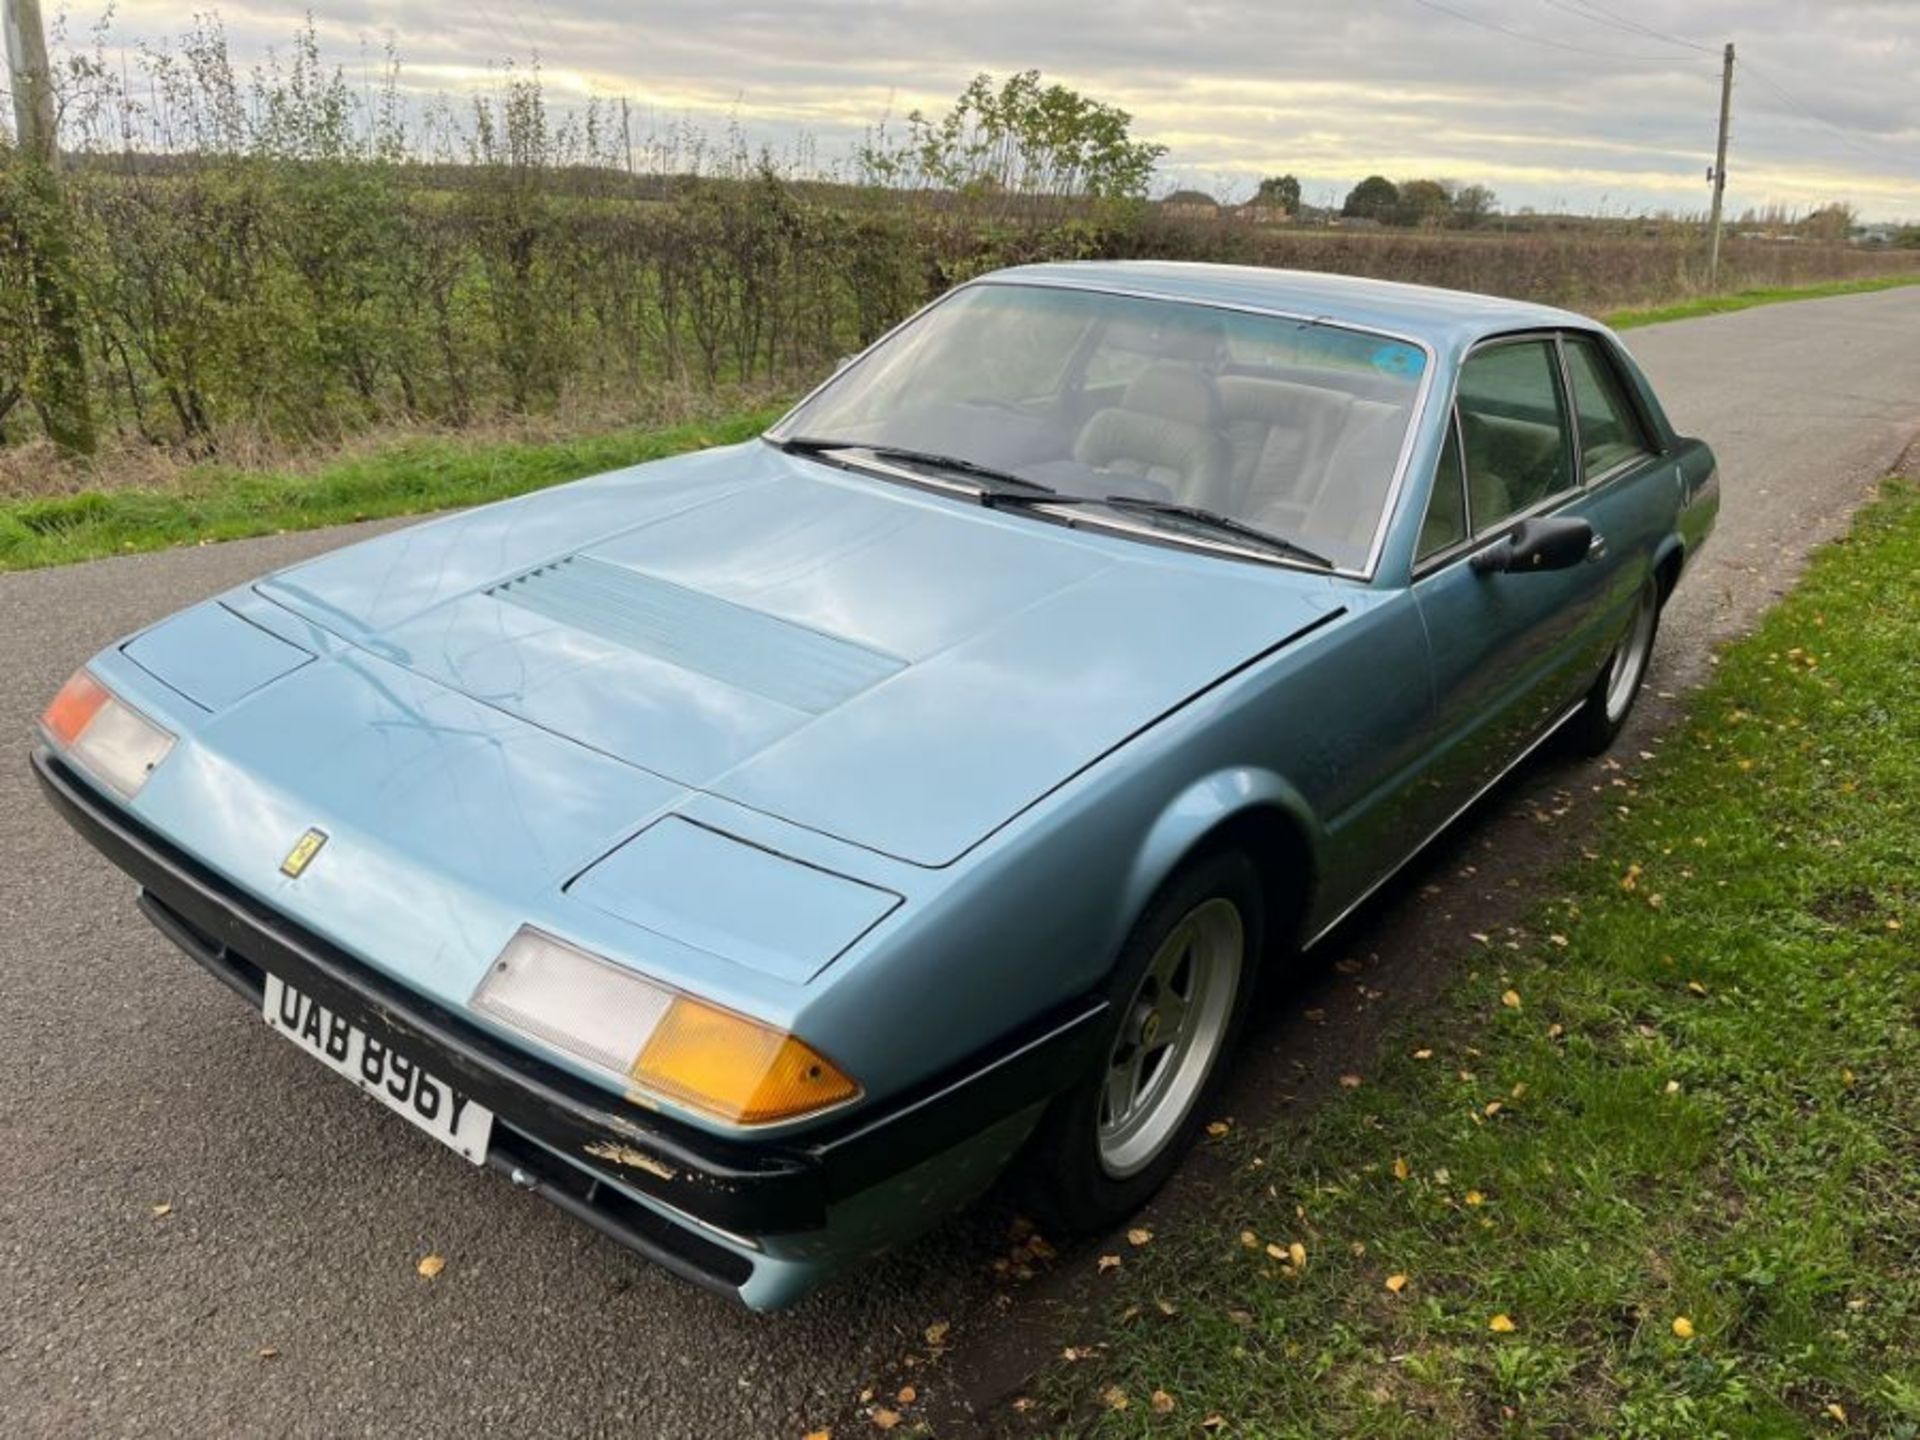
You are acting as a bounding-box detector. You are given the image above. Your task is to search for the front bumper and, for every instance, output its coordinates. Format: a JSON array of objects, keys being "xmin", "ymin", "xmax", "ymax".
[{"xmin": 33, "ymin": 747, "xmax": 1106, "ymax": 1304}]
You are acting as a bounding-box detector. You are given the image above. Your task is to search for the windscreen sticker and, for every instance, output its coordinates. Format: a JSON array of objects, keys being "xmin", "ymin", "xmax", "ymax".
[{"xmin": 1371, "ymin": 342, "xmax": 1426, "ymax": 377}]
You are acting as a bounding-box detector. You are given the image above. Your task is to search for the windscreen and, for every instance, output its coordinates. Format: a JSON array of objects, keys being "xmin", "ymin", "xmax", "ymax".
[{"xmin": 776, "ymin": 282, "xmax": 1427, "ymax": 571}]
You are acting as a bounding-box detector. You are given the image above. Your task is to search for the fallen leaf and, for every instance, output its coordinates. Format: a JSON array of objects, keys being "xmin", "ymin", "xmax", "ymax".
[
  {"xmin": 804, "ymin": 1431, "xmax": 832, "ymax": 1440},
  {"xmin": 1484, "ymin": 1101, "xmax": 1503, "ymax": 1117},
  {"xmin": 1098, "ymin": 1254, "xmax": 1122, "ymax": 1273},
  {"xmin": 1339, "ymin": 1073, "xmax": 1363, "ymax": 1089},
  {"xmin": 1156, "ymin": 1298, "xmax": 1177, "ymax": 1317},
  {"xmin": 1547, "ymin": 1023, "xmax": 1565, "ymax": 1040},
  {"xmin": 151, "ymin": 1203, "xmax": 173, "ymax": 1219},
  {"xmin": 870, "ymin": 1408, "xmax": 901, "ymax": 1430},
  {"xmin": 1671, "ymin": 1316, "xmax": 1695, "ymax": 1339},
  {"xmin": 1688, "ymin": 980, "xmax": 1709, "ymax": 997},
  {"xmin": 1826, "ymin": 1403, "xmax": 1847, "ymax": 1423},
  {"xmin": 896, "ymin": 1386, "xmax": 916, "ymax": 1405},
  {"xmin": 924, "ymin": 1321, "xmax": 950, "ymax": 1347},
  {"xmin": 1288, "ymin": 1241, "xmax": 1307, "ymax": 1269},
  {"xmin": 1665, "ymin": 1079, "xmax": 1682, "ymax": 1094},
  {"xmin": 1011, "ymin": 1398, "xmax": 1034, "ymax": 1414},
  {"xmin": 416, "ymin": 1254, "xmax": 446, "ymax": 1279},
  {"xmin": 1127, "ymin": 1227, "xmax": 1153, "ymax": 1247},
  {"xmin": 256, "ymin": 1346, "xmax": 279, "ymax": 1360},
  {"xmin": 1465, "ymin": 1190, "xmax": 1485, "ymax": 1207},
  {"xmin": 1202, "ymin": 1416, "xmax": 1227, "ymax": 1432},
  {"xmin": 1240, "ymin": 1230, "xmax": 1259, "ymax": 1248},
  {"xmin": 1151, "ymin": 1389, "xmax": 1176, "ymax": 1414},
  {"xmin": 1062, "ymin": 1346, "xmax": 1092, "ymax": 1362},
  {"xmin": 1100, "ymin": 1385, "xmax": 1129, "ymax": 1412},
  {"xmin": 1265, "ymin": 1242, "xmax": 1286, "ymax": 1260},
  {"xmin": 1205, "ymin": 1120, "xmax": 1231, "ymax": 1138},
  {"xmin": 1501, "ymin": 989, "xmax": 1522, "ymax": 1010},
  {"xmin": 1385, "ymin": 1273, "xmax": 1408, "ymax": 1293},
  {"xmin": 1412, "ymin": 1048, "xmax": 1433, "ymax": 1060},
  {"xmin": 1489, "ymin": 1313, "xmax": 1516, "ymax": 1333}
]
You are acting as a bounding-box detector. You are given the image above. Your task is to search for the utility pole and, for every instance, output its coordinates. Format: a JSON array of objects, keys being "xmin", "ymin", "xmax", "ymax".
[
  {"xmin": 2, "ymin": 0, "xmax": 56, "ymax": 164},
  {"xmin": 1706, "ymin": 40, "xmax": 1734, "ymax": 289},
  {"xmin": 4, "ymin": 0, "xmax": 96, "ymax": 454}
]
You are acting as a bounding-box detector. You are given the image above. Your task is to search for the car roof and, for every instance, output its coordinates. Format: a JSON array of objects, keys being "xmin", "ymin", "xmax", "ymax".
[{"xmin": 982, "ymin": 260, "xmax": 1597, "ymax": 358}]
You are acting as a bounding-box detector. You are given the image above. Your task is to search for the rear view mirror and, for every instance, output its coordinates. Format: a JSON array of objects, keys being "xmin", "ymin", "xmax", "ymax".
[{"xmin": 1471, "ymin": 515, "xmax": 1594, "ymax": 575}]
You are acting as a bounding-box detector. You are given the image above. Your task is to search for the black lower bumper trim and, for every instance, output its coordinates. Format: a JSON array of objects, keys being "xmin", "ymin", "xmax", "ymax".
[{"xmin": 33, "ymin": 747, "xmax": 1107, "ymax": 1257}]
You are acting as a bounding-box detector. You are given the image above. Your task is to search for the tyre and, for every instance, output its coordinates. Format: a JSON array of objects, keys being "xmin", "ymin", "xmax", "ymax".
[
  {"xmin": 1568, "ymin": 573, "xmax": 1661, "ymax": 756},
  {"xmin": 1019, "ymin": 849, "xmax": 1266, "ymax": 1234}
]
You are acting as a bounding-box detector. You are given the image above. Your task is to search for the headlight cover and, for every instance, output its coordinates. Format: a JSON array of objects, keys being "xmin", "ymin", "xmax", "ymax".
[
  {"xmin": 40, "ymin": 669, "xmax": 177, "ymax": 799},
  {"xmin": 471, "ymin": 927, "xmax": 859, "ymax": 1126}
]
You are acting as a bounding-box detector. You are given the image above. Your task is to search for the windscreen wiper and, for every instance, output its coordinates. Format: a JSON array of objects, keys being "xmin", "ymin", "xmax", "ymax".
[
  {"xmin": 776, "ymin": 436, "xmax": 1058, "ymax": 497},
  {"xmin": 982, "ymin": 490, "xmax": 1335, "ymax": 570}
]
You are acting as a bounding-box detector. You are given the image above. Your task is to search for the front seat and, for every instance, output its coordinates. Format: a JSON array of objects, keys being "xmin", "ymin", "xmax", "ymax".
[{"xmin": 1073, "ymin": 365, "xmax": 1231, "ymax": 509}]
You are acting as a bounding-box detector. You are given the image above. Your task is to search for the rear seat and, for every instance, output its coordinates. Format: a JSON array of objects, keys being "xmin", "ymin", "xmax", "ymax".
[{"xmin": 1218, "ymin": 377, "xmax": 1353, "ymax": 512}]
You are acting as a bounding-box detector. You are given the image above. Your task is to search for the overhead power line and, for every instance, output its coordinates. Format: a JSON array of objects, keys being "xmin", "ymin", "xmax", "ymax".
[
  {"xmin": 1538, "ymin": 0, "xmax": 1720, "ymax": 55},
  {"xmin": 1404, "ymin": 0, "xmax": 1716, "ymax": 68}
]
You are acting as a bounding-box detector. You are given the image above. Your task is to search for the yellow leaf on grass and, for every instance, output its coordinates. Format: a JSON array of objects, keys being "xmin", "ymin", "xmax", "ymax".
[
  {"xmin": 1688, "ymin": 980, "xmax": 1709, "ymax": 997},
  {"xmin": 1128, "ymin": 1227, "xmax": 1153, "ymax": 1247},
  {"xmin": 1672, "ymin": 1316, "xmax": 1695, "ymax": 1339},
  {"xmin": 1265, "ymin": 1242, "xmax": 1286, "ymax": 1260},
  {"xmin": 1339, "ymin": 1073, "xmax": 1363, "ymax": 1088},
  {"xmin": 1465, "ymin": 1191, "xmax": 1484, "ymax": 1207},
  {"xmin": 1288, "ymin": 1242, "xmax": 1307, "ymax": 1269},
  {"xmin": 897, "ymin": 1386, "xmax": 916, "ymax": 1405},
  {"xmin": 870, "ymin": 1408, "xmax": 901, "ymax": 1431},
  {"xmin": 1826, "ymin": 1403, "xmax": 1847, "ymax": 1423},
  {"xmin": 1385, "ymin": 1273, "xmax": 1408, "ymax": 1293},
  {"xmin": 924, "ymin": 1321, "xmax": 950, "ymax": 1347},
  {"xmin": 803, "ymin": 1431, "xmax": 832, "ymax": 1440},
  {"xmin": 416, "ymin": 1254, "xmax": 446, "ymax": 1279},
  {"xmin": 1547, "ymin": 1023, "xmax": 1565, "ymax": 1040},
  {"xmin": 1412, "ymin": 1048, "xmax": 1434, "ymax": 1060},
  {"xmin": 1393, "ymin": 1157, "xmax": 1410, "ymax": 1181},
  {"xmin": 1240, "ymin": 1230, "xmax": 1259, "ymax": 1248},
  {"xmin": 1501, "ymin": 990, "xmax": 1522, "ymax": 1010},
  {"xmin": 1151, "ymin": 1389, "xmax": 1176, "ymax": 1414},
  {"xmin": 1098, "ymin": 1254, "xmax": 1121, "ymax": 1273},
  {"xmin": 1100, "ymin": 1385, "xmax": 1129, "ymax": 1412},
  {"xmin": 1489, "ymin": 1313, "xmax": 1516, "ymax": 1333},
  {"xmin": 1206, "ymin": 1120, "xmax": 1231, "ymax": 1138}
]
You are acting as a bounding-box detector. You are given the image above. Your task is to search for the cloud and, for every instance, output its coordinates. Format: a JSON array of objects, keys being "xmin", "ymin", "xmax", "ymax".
[{"xmin": 85, "ymin": 0, "xmax": 1920, "ymax": 218}]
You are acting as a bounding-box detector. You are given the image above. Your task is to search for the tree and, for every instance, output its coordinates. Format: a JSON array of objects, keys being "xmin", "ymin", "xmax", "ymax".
[
  {"xmin": 1799, "ymin": 202, "xmax": 1857, "ymax": 243},
  {"xmin": 1341, "ymin": 175, "xmax": 1399, "ymax": 222},
  {"xmin": 1255, "ymin": 173, "xmax": 1301, "ymax": 214},
  {"xmin": 1393, "ymin": 178, "xmax": 1452, "ymax": 228},
  {"xmin": 858, "ymin": 70, "xmax": 1166, "ymax": 213},
  {"xmin": 1450, "ymin": 183, "xmax": 1499, "ymax": 228}
]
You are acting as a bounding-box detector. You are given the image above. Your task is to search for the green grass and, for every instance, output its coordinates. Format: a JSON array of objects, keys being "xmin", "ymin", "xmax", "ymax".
[
  {"xmin": 1039, "ymin": 478, "xmax": 1920, "ymax": 1438},
  {"xmin": 1605, "ymin": 273, "xmax": 1920, "ymax": 329},
  {"xmin": 0, "ymin": 406, "xmax": 786, "ymax": 572}
]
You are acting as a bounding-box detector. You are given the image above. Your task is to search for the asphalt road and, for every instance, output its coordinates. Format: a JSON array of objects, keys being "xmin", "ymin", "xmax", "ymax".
[{"xmin": 4, "ymin": 288, "xmax": 1918, "ymax": 1439}]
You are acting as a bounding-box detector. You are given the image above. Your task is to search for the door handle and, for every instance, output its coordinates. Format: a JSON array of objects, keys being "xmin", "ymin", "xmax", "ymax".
[{"xmin": 1585, "ymin": 533, "xmax": 1609, "ymax": 563}]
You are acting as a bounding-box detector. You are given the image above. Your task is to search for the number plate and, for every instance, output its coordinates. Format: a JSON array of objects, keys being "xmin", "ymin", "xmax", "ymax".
[{"xmin": 263, "ymin": 974, "xmax": 493, "ymax": 1165}]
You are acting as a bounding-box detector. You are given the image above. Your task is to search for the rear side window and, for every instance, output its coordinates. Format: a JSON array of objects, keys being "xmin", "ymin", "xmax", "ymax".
[
  {"xmin": 1455, "ymin": 340, "xmax": 1574, "ymax": 529},
  {"xmin": 1563, "ymin": 335, "xmax": 1655, "ymax": 478}
]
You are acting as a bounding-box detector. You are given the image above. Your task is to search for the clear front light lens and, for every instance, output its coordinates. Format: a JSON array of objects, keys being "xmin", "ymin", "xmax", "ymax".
[
  {"xmin": 471, "ymin": 927, "xmax": 859, "ymax": 1126},
  {"xmin": 40, "ymin": 669, "xmax": 176, "ymax": 798}
]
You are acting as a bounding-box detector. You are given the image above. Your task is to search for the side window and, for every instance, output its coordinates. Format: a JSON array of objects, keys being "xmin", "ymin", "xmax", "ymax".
[
  {"xmin": 1416, "ymin": 415, "xmax": 1467, "ymax": 561},
  {"xmin": 1563, "ymin": 335, "xmax": 1655, "ymax": 478},
  {"xmin": 1455, "ymin": 339, "xmax": 1574, "ymax": 531}
]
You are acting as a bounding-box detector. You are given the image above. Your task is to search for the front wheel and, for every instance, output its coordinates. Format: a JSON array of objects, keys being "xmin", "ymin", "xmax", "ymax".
[
  {"xmin": 1018, "ymin": 850, "xmax": 1265, "ymax": 1234},
  {"xmin": 1569, "ymin": 574, "xmax": 1661, "ymax": 755}
]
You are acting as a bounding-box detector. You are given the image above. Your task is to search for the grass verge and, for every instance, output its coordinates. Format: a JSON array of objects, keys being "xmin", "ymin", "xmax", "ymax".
[
  {"xmin": 1039, "ymin": 477, "xmax": 1920, "ymax": 1437},
  {"xmin": 0, "ymin": 406, "xmax": 785, "ymax": 572},
  {"xmin": 1605, "ymin": 273, "xmax": 1920, "ymax": 330}
]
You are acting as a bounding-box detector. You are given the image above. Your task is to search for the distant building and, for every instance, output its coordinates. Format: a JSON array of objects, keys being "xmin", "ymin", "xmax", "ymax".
[
  {"xmin": 1234, "ymin": 201, "xmax": 1292, "ymax": 226},
  {"xmin": 1160, "ymin": 189, "xmax": 1221, "ymax": 220},
  {"xmin": 1331, "ymin": 215, "xmax": 1383, "ymax": 231}
]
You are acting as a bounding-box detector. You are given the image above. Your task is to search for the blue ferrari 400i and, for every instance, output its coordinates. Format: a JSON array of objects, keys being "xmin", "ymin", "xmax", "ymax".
[{"xmin": 35, "ymin": 263, "xmax": 1716, "ymax": 1308}]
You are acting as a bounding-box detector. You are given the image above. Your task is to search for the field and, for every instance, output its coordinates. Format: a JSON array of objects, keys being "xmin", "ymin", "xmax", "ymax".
[{"xmin": 1035, "ymin": 475, "xmax": 1920, "ymax": 1437}]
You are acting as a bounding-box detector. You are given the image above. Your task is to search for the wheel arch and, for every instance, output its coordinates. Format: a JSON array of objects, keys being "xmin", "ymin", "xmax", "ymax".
[
  {"xmin": 1652, "ymin": 534, "xmax": 1686, "ymax": 604},
  {"xmin": 1120, "ymin": 769, "xmax": 1323, "ymax": 969}
]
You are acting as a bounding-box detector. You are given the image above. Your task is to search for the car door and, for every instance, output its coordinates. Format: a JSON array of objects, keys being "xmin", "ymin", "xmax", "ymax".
[{"xmin": 1406, "ymin": 333, "xmax": 1613, "ymax": 824}]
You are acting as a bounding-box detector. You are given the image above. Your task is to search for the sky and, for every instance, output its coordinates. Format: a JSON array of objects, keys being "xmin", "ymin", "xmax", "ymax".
[{"xmin": 61, "ymin": 0, "xmax": 1920, "ymax": 221}]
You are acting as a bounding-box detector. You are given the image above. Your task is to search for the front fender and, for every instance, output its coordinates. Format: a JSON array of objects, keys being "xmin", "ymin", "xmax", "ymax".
[{"xmin": 1119, "ymin": 766, "xmax": 1324, "ymax": 953}]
